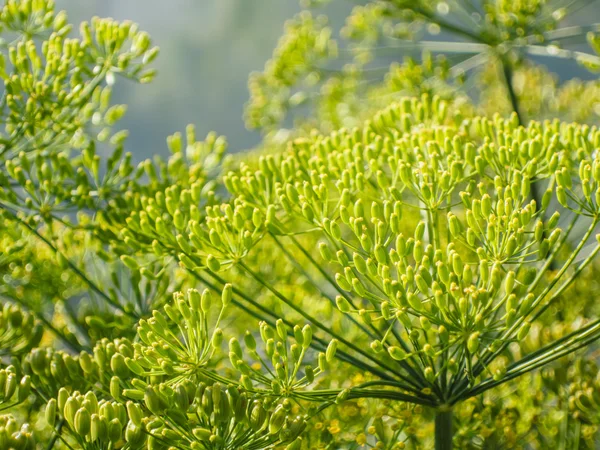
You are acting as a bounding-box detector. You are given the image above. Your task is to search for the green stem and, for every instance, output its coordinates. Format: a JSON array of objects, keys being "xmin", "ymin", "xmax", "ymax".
[
  {"xmin": 237, "ymin": 260, "xmax": 418, "ymax": 386},
  {"xmin": 435, "ymin": 409, "xmax": 453, "ymax": 450},
  {"xmin": 3, "ymin": 206, "xmax": 137, "ymax": 319}
]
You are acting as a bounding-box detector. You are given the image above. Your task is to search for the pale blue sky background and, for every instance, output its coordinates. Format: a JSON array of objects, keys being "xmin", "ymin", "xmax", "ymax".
[{"xmin": 57, "ymin": 0, "xmax": 304, "ymax": 158}]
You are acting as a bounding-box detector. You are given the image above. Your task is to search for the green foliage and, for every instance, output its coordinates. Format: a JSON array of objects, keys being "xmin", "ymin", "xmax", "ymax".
[
  {"xmin": 4, "ymin": 1, "xmax": 600, "ymax": 449},
  {"xmin": 245, "ymin": 0, "xmax": 600, "ymax": 136}
]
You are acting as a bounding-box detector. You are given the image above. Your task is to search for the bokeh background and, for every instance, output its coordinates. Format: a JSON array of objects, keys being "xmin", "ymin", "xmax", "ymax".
[
  {"xmin": 57, "ymin": 0, "xmax": 307, "ymax": 160},
  {"xmin": 57, "ymin": 1, "xmax": 599, "ymax": 160}
]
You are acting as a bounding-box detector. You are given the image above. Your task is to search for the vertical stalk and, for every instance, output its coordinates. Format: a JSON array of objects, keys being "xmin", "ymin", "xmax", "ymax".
[
  {"xmin": 435, "ymin": 408, "xmax": 453, "ymax": 450},
  {"xmin": 499, "ymin": 56, "xmax": 542, "ymax": 208}
]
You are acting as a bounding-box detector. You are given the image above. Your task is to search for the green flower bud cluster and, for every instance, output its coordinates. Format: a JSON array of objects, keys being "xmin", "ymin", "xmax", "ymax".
[
  {"xmin": 1, "ymin": 0, "xmax": 68, "ymax": 37},
  {"xmin": 245, "ymin": 11, "xmax": 337, "ymax": 130},
  {"xmin": 230, "ymin": 319, "xmax": 326, "ymax": 394},
  {"xmin": 108, "ymin": 131, "xmax": 230, "ymax": 264},
  {"xmin": 0, "ymin": 414, "xmax": 35, "ymax": 450},
  {"xmin": 128, "ymin": 286, "xmax": 231, "ymax": 382},
  {"xmin": 0, "ymin": 366, "xmax": 30, "ymax": 408},
  {"xmin": 139, "ymin": 381, "xmax": 305, "ymax": 449},
  {"xmin": 0, "ymin": 5, "xmax": 158, "ymax": 163},
  {"xmin": 183, "ymin": 96, "xmax": 600, "ymax": 410},
  {"xmin": 0, "ymin": 302, "xmax": 43, "ymax": 357},
  {"xmin": 46, "ymin": 389, "xmax": 138, "ymax": 448},
  {"xmin": 20, "ymin": 346, "xmax": 95, "ymax": 398}
]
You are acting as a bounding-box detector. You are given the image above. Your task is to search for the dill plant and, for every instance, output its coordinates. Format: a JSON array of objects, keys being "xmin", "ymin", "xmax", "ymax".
[{"xmin": 4, "ymin": 1, "xmax": 600, "ymax": 449}]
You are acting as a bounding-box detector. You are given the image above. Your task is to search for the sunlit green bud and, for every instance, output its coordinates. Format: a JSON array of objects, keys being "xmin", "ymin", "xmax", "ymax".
[
  {"xmin": 352, "ymin": 278, "xmax": 366, "ymax": 297},
  {"xmin": 349, "ymin": 254, "xmax": 367, "ymax": 276},
  {"xmin": 81, "ymin": 392, "xmax": 98, "ymax": 417},
  {"xmin": 92, "ymin": 414, "xmax": 107, "ymax": 442},
  {"xmin": 318, "ymin": 352, "xmax": 328, "ymax": 371},
  {"xmin": 373, "ymin": 245, "xmax": 386, "ymax": 264},
  {"xmin": 456, "ymin": 297, "xmax": 467, "ymax": 317},
  {"xmin": 438, "ymin": 325, "xmax": 449, "ymax": 344},
  {"xmin": 192, "ymin": 427, "xmax": 213, "ymax": 441},
  {"xmin": 126, "ymin": 401, "xmax": 143, "ymax": 427},
  {"xmin": 265, "ymin": 338, "xmax": 276, "ymax": 357},
  {"xmin": 467, "ymin": 332, "xmax": 480, "ymax": 353},
  {"xmin": 549, "ymin": 228, "xmax": 561, "ymax": 245},
  {"xmin": 250, "ymin": 208, "xmax": 263, "ymax": 228},
  {"xmin": 269, "ymin": 405, "xmax": 287, "ymax": 434},
  {"xmin": 353, "ymin": 198, "xmax": 364, "ymax": 218},
  {"xmin": 45, "ymin": 399, "xmax": 57, "ymax": 428},
  {"xmin": 250, "ymin": 401, "xmax": 268, "ymax": 430},
  {"xmin": 448, "ymin": 214, "xmax": 461, "ymax": 237},
  {"xmin": 539, "ymin": 239, "xmax": 550, "ymax": 259},
  {"xmin": 337, "ymin": 250, "xmax": 349, "ymax": 266},
  {"xmin": 339, "ymin": 205, "xmax": 350, "ymax": 223},
  {"xmin": 451, "ymin": 161, "xmax": 463, "ymax": 180},
  {"xmin": 75, "ymin": 407, "xmax": 91, "ymax": 437},
  {"xmin": 335, "ymin": 273, "xmax": 352, "ymax": 292},
  {"xmin": 299, "ymin": 202, "xmax": 314, "ymax": 222},
  {"xmin": 323, "ymin": 339, "xmax": 338, "ymax": 364},
  {"xmin": 172, "ymin": 210, "xmax": 185, "ymax": 230},
  {"xmin": 480, "ymin": 194, "xmax": 491, "ymax": 216},
  {"xmin": 57, "ymin": 388, "xmax": 69, "ymax": 413},
  {"xmin": 329, "ymin": 296, "xmax": 351, "ymax": 317},
  {"xmin": 518, "ymin": 322, "xmax": 531, "ymax": 340},
  {"xmin": 556, "ymin": 186, "xmax": 568, "ymax": 207},
  {"xmin": 424, "ymin": 366, "xmax": 435, "ymax": 382},
  {"xmin": 301, "ymin": 325, "xmax": 312, "ymax": 349},
  {"xmin": 144, "ymin": 387, "xmax": 162, "ymax": 415},
  {"xmin": 505, "ymin": 271, "xmax": 515, "ymax": 295},
  {"xmin": 407, "ymin": 292, "xmax": 422, "ymax": 311},
  {"xmin": 175, "ymin": 384, "xmax": 190, "ymax": 412},
  {"xmin": 431, "ymin": 289, "xmax": 445, "ymax": 310},
  {"xmin": 370, "ymin": 340, "xmax": 384, "ymax": 353},
  {"xmin": 108, "ymin": 376, "xmax": 121, "ymax": 401},
  {"xmin": 452, "ymin": 253, "xmax": 463, "ymax": 276},
  {"xmin": 548, "ymin": 211, "xmax": 560, "ymax": 229},
  {"xmin": 197, "ymin": 289, "xmax": 211, "ymax": 314},
  {"xmin": 533, "ymin": 220, "xmax": 544, "ymax": 242},
  {"xmin": 385, "ymin": 345, "xmax": 406, "ymax": 361},
  {"xmin": 333, "ymin": 389, "xmax": 350, "ymax": 407},
  {"xmin": 110, "ymin": 353, "xmax": 129, "ymax": 378},
  {"xmin": 413, "ymin": 240, "xmax": 424, "ymax": 263},
  {"xmin": 229, "ymin": 338, "xmax": 243, "ymax": 360},
  {"xmin": 125, "ymin": 421, "xmax": 143, "ymax": 445},
  {"xmin": 420, "ymin": 316, "xmax": 431, "ymax": 331},
  {"xmin": 64, "ymin": 396, "xmax": 80, "ymax": 428},
  {"xmin": 360, "ymin": 233, "xmax": 372, "ymax": 250},
  {"xmin": 119, "ymin": 254, "xmax": 139, "ymax": 271},
  {"xmin": 285, "ymin": 184, "xmax": 299, "ymax": 204},
  {"xmin": 522, "ymin": 294, "xmax": 535, "ymax": 313},
  {"xmin": 16, "ymin": 375, "xmax": 30, "ymax": 403},
  {"xmin": 504, "ymin": 293, "xmax": 517, "ymax": 312},
  {"xmin": 396, "ymin": 234, "xmax": 407, "ymax": 255},
  {"xmin": 206, "ymin": 255, "xmax": 221, "ymax": 272},
  {"xmin": 415, "ymin": 222, "xmax": 426, "ymax": 241},
  {"xmin": 435, "ymin": 262, "xmax": 449, "ymax": 286},
  {"xmin": 273, "ymin": 319, "xmax": 287, "ymax": 342},
  {"xmin": 319, "ymin": 243, "xmax": 333, "ymax": 262},
  {"xmin": 416, "ymin": 272, "xmax": 431, "ymax": 294}
]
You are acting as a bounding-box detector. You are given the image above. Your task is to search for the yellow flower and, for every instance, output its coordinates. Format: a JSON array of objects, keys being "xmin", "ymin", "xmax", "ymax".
[{"xmin": 356, "ymin": 433, "xmax": 367, "ymax": 445}]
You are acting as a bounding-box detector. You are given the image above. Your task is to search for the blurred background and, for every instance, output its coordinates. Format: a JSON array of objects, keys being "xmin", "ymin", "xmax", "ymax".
[
  {"xmin": 57, "ymin": 1, "xmax": 599, "ymax": 161},
  {"xmin": 57, "ymin": 0, "xmax": 308, "ymax": 160}
]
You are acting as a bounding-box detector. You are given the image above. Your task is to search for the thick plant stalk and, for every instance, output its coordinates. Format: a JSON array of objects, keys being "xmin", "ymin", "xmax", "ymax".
[{"xmin": 435, "ymin": 409, "xmax": 453, "ymax": 450}]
